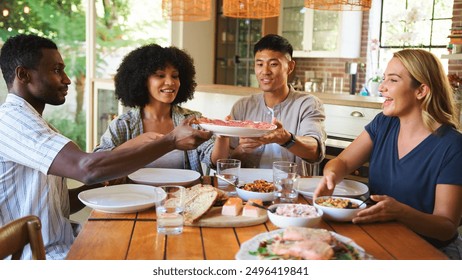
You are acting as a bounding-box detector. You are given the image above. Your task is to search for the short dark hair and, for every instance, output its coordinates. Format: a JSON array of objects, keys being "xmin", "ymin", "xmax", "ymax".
[
  {"xmin": 0, "ymin": 34, "xmax": 57, "ymax": 88},
  {"xmin": 114, "ymin": 44, "xmax": 197, "ymax": 108},
  {"xmin": 253, "ymin": 34, "xmax": 293, "ymax": 59}
]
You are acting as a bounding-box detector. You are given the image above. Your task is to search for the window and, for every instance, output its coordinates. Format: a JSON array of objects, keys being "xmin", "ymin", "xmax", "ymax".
[
  {"xmin": 0, "ymin": 0, "xmax": 170, "ymax": 150},
  {"xmin": 378, "ymin": 0, "xmax": 453, "ymax": 71}
]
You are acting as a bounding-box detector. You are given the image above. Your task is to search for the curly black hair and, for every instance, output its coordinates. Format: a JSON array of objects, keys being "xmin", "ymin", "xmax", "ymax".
[{"xmin": 114, "ymin": 44, "xmax": 197, "ymax": 108}]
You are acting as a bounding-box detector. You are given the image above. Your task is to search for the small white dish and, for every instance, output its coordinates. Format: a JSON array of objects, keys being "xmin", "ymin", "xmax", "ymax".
[
  {"xmin": 267, "ymin": 204, "xmax": 323, "ymax": 228},
  {"xmin": 78, "ymin": 184, "xmax": 166, "ymax": 213},
  {"xmin": 313, "ymin": 196, "xmax": 367, "ymax": 222},
  {"xmin": 128, "ymin": 168, "xmax": 201, "ymax": 186},
  {"xmin": 235, "ymin": 185, "xmax": 279, "ymax": 202}
]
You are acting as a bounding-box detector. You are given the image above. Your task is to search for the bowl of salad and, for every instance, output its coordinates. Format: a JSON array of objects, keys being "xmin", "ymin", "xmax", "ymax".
[{"xmin": 314, "ymin": 196, "xmax": 366, "ymax": 222}]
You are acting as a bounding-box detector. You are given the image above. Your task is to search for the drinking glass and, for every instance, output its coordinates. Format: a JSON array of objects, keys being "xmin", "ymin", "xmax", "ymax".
[
  {"xmin": 155, "ymin": 186, "xmax": 185, "ymax": 235},
  {"xmin": 332, "ymin": 77, "xmax": 344, "ymax": 94},
  {"xmin": 216, "ymin": 159, "xmax": 241, "ymax": 195},
  {"xmin": 273, "ymin": 161, "xmax": 299, "ymax": 203}
]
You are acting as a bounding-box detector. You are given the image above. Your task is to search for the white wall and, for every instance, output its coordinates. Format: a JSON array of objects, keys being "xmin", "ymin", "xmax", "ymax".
[{"xmin": 170, "ymin": 1, "xmax": 216, "ymax": 84}]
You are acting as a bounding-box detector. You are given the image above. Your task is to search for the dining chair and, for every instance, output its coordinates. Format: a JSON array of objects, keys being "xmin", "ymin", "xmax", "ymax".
[{"xmin": 0, "ymin": 215, "xmax": 46, "ymax": 260}]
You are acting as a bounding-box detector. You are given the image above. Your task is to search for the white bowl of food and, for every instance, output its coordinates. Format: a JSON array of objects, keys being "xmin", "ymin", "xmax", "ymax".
[
  {"xmin": 267, "ymin": 203, "xmax": 323, "ymax": 228},
  {"xmin": 313, "ymin": 196, "xmax": 366, "ymax": 222},
  {"xmin": 236, "ymin": 180, "xmax": 278, "ymax": 202}
]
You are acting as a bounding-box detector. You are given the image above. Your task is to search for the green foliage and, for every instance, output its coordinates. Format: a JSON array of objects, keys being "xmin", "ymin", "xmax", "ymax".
[
  {"xmin": 0, "ymin": 0, "xmax": 169, "ymax": 150},
  {"xmin": 46, "ymin": 109, "xmax": 87, "ymax": 150}
]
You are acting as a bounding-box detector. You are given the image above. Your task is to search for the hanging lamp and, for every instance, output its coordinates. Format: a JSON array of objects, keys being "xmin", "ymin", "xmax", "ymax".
[
  {"xmin": 223, "ymin": 0, "xmax": 280, "ymax": 19},
  {"xmin": 162, "ymin": 0, "xmax": 212, "ymax": 21},
  {"xmin": 304, "ymin": 0, "xmax": 372, "ymax": 11}
]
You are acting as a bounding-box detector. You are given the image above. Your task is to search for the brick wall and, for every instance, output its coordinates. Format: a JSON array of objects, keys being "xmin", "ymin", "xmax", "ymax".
[
  {"xmin": 292, "ymin": 11, "xmax": 369, "ymax": 94},
  {"xmin": 292, "ymin": 1, "xmax": 461, "ymax": 92},
  {"xmin": 449, "ymin": 0, "xmax": 462, "ymax": 75}
]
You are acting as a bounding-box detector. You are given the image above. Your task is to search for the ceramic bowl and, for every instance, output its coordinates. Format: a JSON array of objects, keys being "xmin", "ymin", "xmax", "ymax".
[
  {"xmin": 235, "ymin": 186, "xmax": 278, "ymax": 202},
  {"xmin": 267, "ymin": 203, "xmax": 323, "ymax": 228},
  {"xmin": 313, "ymin": 196, "xmax": 366, "ymax": 222}
]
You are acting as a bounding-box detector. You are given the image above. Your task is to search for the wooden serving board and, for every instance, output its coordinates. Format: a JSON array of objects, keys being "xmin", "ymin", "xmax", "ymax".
[{"xmin": 185, "ymin": 207, "xmax": 268, "ymax": 228}]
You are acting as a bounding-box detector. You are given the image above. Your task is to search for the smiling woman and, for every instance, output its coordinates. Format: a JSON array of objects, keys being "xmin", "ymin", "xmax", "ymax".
[
  {"xmin": 92, "ymin": 43, "xmax": 230, "ymax": 175},
  {"xmin": 314, "ymin": 49, "xmax": 462, "ymax": 259}
]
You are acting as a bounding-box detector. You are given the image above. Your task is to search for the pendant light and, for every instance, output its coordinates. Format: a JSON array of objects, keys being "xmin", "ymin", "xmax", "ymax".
[
  {"xmin": 223, "ymin": 0, "xmax": 280, "ymax": 19},
  {"xmin": 162, "ymin": 0, "xmax": 212, "ymax": 21},
  {"xmin": 304, "ymin": 0, "xmax": 372, "ymax": 11}
]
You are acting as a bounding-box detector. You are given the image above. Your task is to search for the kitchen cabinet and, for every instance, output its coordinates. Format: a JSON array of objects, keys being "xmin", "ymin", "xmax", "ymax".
[
  {"xmin": 279, "ymin": 0, "xmax": 362, "ymax": 58},
  {"xmin": 321, "ymin": 104, "xmax": 382, "ymax": 184},
  {"xmin": 324, "ymin": 104, "xmax": 381, "ymax": 140},
  {"xmin": 215, "ymin": 0, "xmax": 261, "ymax": 87}
]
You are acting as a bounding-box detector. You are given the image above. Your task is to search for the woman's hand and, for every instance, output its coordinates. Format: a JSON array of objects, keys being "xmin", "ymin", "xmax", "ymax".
[
  {"xmin": 313, "ymin": 171, "xmax": 337, "ymax": 200},
  {"xmin": 352, "ymin": 195, "xmax": 405, "ymax": 223}
]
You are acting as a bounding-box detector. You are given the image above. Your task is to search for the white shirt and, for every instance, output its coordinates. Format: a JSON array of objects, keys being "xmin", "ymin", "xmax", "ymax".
[
  {"xmin": 230, "ymin": 86, "xmax": 326, "ymax": 174},
  {"xmin": 259, "ymin": 107, "xmax": 283, "ymax": 168},
  {"xmin": 0, "ymin": 94, "xmax": 73, "ymax": 259}
]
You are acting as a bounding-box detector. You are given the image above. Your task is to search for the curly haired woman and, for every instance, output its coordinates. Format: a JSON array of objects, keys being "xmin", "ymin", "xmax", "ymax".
[{"xmin": 94, "ymin": 44, "xmax": 229, "ymax": 174}]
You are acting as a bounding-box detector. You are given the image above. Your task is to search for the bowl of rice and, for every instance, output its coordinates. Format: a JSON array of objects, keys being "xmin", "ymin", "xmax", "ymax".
[{"xmin": 267, "ymin": 203, "xmax": 323, "ymax": 228}]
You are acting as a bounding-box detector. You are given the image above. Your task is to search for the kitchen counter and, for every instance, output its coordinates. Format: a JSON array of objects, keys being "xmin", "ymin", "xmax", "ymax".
[
  {"xmin": 310, "ymin": 92, "xmax": 384, "ymax": 109},
  {"xmin": 196, "ymin": 84, "xmax": 384, "ymax": 109}
]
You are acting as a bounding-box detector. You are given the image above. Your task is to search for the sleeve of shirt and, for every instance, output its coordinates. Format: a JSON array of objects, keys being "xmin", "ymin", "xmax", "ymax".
[
  {"xmin": 365, "ymin": 112, "xmax": 384, "ymax": 141},
  {"xmin": 93, "ymin": 117, "xmax": 132, "ymax": 152},
  {"xmin": 297, "ymin": 95, "xmax": 327, "ymax": 163},
  {"xmin": 0, "ymin": 108, "xmax": 71, "ymax": 174},
  {"xmin": 178, "ymin": 108, "xmax": 215, "ymax": 169}
]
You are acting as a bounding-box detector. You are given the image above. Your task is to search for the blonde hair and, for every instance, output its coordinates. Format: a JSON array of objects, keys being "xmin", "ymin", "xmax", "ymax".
[{"xmin": 393, "ymin": 49, "xmax": 460, "ymax": 132}]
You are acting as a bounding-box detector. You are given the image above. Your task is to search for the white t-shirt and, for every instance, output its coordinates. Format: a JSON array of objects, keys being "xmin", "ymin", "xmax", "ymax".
[{"xmin": 230, "ymin": 86, "xmax": 326, "ymax": 174}]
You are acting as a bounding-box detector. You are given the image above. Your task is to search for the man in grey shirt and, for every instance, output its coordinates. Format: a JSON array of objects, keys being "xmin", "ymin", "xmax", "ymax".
[{"xmin": 229, "ymin": 34, "xmax": 326, "ymax": 175}]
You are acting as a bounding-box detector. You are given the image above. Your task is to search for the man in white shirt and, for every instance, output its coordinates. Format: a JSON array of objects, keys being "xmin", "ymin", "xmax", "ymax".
[
  {"xmin": 230, "ymin": 34, "xmax": 326, "ymax": 174},
  {"xmin": 0, "ymin": 34, "xmax": 211, "ymax": 259}
]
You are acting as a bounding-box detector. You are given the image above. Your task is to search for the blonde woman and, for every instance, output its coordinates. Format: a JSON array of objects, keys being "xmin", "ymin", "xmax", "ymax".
[{"xmin": 314, "ymin": 49, "xmax": 462, "ymax": 259}]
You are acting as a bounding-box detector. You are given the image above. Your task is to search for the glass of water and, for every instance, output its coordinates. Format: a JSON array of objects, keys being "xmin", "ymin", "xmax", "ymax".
[
  {"xmin": 216, "ymin": 159, "xmax": 240, "ymax": 195},
  {"xmin": 273, "ymin": 161, "xmax": 299, "ymax": 203},
  {"xmin": 155, "ymin": 185, "xmax": 185, "ymax": 235}
]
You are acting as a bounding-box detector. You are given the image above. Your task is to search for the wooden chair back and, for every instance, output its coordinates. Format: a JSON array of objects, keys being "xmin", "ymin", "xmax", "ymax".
[{"xmin": 0, "ymin": 215, "xmax": 46, "ymax": 260}]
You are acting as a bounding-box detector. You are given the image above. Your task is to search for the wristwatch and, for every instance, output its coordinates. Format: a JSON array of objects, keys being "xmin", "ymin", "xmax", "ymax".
[{"xmin": 280, "ymin": 132, "xmax": 296, "ymax": 149}]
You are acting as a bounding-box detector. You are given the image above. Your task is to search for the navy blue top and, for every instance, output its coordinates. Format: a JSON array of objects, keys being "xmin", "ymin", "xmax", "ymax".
[{"xmin": 365, "ymin": 113, "xmax": 462, "ymax": 214}]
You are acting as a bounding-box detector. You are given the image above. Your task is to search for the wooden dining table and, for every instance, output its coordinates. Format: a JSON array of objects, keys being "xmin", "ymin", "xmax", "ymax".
[{"xmin": 67, "ymin": 179, "xmax": 448, "ymax": 260}]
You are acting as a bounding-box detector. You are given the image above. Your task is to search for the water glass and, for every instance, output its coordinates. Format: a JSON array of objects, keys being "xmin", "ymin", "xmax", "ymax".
[
  {"xmin": 155, "ymin": 186, "xmax": 185, "ymax": 235},
  {"xmin": 216, "ymin": 159, "xmax": 240, "ymax": 195},
  {"xmin": 273, "ymin": 161, "xmax": 299, "ymax": 203}
]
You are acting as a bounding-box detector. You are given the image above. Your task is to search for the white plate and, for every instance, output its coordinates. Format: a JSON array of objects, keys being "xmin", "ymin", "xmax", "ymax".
[
  {"xmin": 296, "ymin": 176, "xmax": 369, "ymax": 198},
  {"xmin": 128, "ymin": 168, "xmax": 201, "ymax": 186},
  {"xmin": 78, "ymin": 184, "xmax": 165, "ymax": 213},
  {"xmin": 239, "ymin": 168, "xmax": 273, "ymax": 183},
  {"xmin": 199, "ymin": 123, "xmax": 276, "ymax": 137},
  {"xmin": 235, "ymin": 229, "xmax": 371, "ymax": 260}
]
